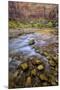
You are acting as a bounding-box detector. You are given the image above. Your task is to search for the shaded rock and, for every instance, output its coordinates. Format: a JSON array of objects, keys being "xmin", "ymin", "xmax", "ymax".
[
  {"xmin": 20, "ymin": 63, "xmax": 29, "ymax": 71},
  {"xmin": 32, "ymin": 59, "xmax": 41, "ymax": 65},
  {"xmin": 39, "ymin": 74, "xmax": 48, "ymax": 81},
  {"xmin": 55, "ymin": 79, "xmax": 58, "ymax": 83},
  {"xmin": 51, "ymin": 81, "xmax": 57, "ymax": 85},
  {"xmin": 52, "ymin": 56, "xmax": 58, "ymax": 63},
  {"xmin": 9, "ymin": 59, "xmax": 21, "ymax": 72},
  {"xmin": 36, "ymin": 49, "xmax": 40, "ymax": 53},
  {"xmin": 28, "ymin": 39, "xmax": 35, "ymax": 45},
  {"xmin": 43, "ymin": 52, "xmax": 49, "ymax": 56},
  {"xmin": 37, "ymin": 65, "xmax": 44, "ymax": 71},
  {"xmin": 9, "ymin": 81, "xmax": 15, "ymax": 88},
  {"xmin": 25, "ymin": 76, "xmax": 32, "ymax": 86},
  {"xmin": 49, "ymin": 60, "xmax": 56, "ymax": 66},
  {"xmin": 13, "ymin": 70, "xmax": 19, "ymax": 79},
  {"xmin": 48, "ymin": 74, "xmax": 56, "ymax": 85},
  {"xmin": 42, "ymin": 82, "xmax": 48, "ymax": 86},
  {"xmin": 46, "ymin": 55, "xmax": 51, "ymax": 60},
  {"xmin": 31, "ymin": 69, "xmax": 36, "ymax": 76}
]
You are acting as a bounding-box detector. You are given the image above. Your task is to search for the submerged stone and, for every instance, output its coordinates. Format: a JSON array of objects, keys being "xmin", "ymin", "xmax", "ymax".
[
  {"xmin": 52, "ymin": 56, "xmax": 58, "ymax": 63},
  {"xmin": 28, "ymin": 39, "xmax": 35, "ymax": 45}
]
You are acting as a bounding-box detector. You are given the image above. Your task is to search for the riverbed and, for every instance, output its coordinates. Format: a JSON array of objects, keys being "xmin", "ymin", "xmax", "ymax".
[{"xmin": 9, "ymin": 28, "xmax": 58, "ymax": 88}]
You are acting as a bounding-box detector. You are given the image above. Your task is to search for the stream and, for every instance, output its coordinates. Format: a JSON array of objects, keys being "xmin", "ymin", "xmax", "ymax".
[{"xmin": 9, "ymin": 30, "xmax": 58, "ymax": 72}]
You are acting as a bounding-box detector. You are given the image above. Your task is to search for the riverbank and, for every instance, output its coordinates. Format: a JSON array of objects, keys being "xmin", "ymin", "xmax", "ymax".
[{"xmin": 9, "ymin": 28, "xmax": 57, "ymax": 39}]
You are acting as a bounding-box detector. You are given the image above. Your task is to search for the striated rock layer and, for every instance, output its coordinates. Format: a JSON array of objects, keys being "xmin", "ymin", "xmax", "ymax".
[{"xmin": 8, "ymin": 1, "xmax": 58, "ymax": 21}]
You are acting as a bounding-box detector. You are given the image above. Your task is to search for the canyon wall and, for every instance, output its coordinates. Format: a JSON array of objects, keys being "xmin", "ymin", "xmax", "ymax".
[{"xmin": 9, "ymin": 1, "xmax": 58, "ymax": 21}]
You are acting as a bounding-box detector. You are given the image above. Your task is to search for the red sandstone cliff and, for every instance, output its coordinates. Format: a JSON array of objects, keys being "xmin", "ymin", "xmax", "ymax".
[{"xmin": 9, "ymin": 1, "xmax": 58, "ymax": 21}]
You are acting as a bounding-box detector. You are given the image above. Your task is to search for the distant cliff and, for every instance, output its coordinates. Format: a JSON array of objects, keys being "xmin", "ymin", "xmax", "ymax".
[{"xmin": 9, "ymin": 1, "xmax": 58, "ymax": 21}]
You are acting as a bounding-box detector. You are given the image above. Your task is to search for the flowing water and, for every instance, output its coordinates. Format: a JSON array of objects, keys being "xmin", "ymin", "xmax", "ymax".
[{"xmin": 9, "ymin": 29, "xmax": 58, "ymax": 72}]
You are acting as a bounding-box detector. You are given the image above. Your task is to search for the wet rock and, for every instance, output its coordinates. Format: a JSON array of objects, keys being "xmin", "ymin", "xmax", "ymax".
[
  {"xmin": 51, "ymin": 81, "xmax": 57, "ymax": 85},
  {"xmin": 20, "ymin": 63, "xmax": 29, "ymax": 71},
  {"xmin": 46, "ymin": 55, "xmax": 51, "ymax": 60},
  {"xmin": 25, "ymin": 76, "xmax": 32, "ymax": 86},
  {"xmin": 55, "ymin": 66, "xmax": 58, "ymax": 72},
  {"xmin": 42, "ymin": 82, "xmax": 48, "ymax": 86},
  {"xmin": 36, "ymin": 49, "xmax": 40, "ymax": 53},
  {"xmin": 31, "ymin": 69, "xmax": 36, "ymax": 76},
  {"xmin": 13, "ymin": 70, "xmax": 19, "ymax": 79},
  {"xmin": 43, "ymin": 52, "xmax": 49, "ymax": 56},
  {"xmin": 13, "ymin": 56, "xmax": 20, "ymax": 61},
  {"xmin": 28, "ymin": 39, "xmax": 35, "ymax": 45},
  {"xmin": 9, "ymin": 59, "xmax": 21, "ymax": 72},
  {"xmin": 48, "ymin": 74, "xmax": 56, "ymax": 85},
  {"xmin": 52, "ymin": 56, "xmax": 58, "ymax": 63},
  {"xmin": 55, "ymin": 79, "xmax": 58, "ymax": 83},
  {"xmin": 37, "ymin": 65, "xmax": 44, "ymax": 71},
  {"xmin": 32, "ymin": 59, "xmax": 41, "ymax": 65},
  {"xmin": 39, "ymin": 74, "xmax": 48, "ymax": 81},
  {"xmin": 49, "ymin": 60, "xmax": 56, "ymax": 67}
]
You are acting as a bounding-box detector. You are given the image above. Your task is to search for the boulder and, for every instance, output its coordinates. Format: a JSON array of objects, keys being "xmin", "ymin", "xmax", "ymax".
[{"xmin": 28, "ymin": 39, "xmax": 35, "ymax": 45}]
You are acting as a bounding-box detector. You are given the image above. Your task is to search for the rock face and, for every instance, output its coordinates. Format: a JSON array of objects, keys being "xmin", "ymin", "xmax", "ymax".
[{"xmin": 9, "ymin": 1, "xmax": 58, "ymax": 21}]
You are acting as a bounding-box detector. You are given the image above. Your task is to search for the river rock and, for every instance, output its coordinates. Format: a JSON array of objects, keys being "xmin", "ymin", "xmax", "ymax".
[
  {"xmin": 31, "ymin": 69, "xmax": 36, "ymax": 76},
  {"xmin": 51, "ymin": 81, "xmax": 57, "ymax": 85},
  {"xmin": 32, "ymin": 59, "xmax": 41, "ymax": 65},
  {"xmin": 13, "ymin": 70, "xmax": 19, "ymax": 79},
  {"xmin": 20, "ymin": 63, "xmax": 29, "ymax": 70},
  {"xmin": 25, "ymin": 76, "xmax": 32, "ymax": 86},
  {"xmin": 49, "ymin": 60, "xmax": 56, "ymax": 67},
  {"xmin": 42, "ymin": 82, "xmax": 48, "ymax": 86},
  {"xmin": 43, "ymin": 52, "xmax": 49, "ymax": 56},
  {"xmin": 39, "ymin": 74, "xmax": 48, "ymax": 81},
  {"xmin": 36, "ymin": 50, "xmax": 40, "ymax": 53},
  {"xmin": 52, "ymin": 56, "xmax": 58, "ymax": 63},
  {"xmin": 28, "ymin": 39, "xmax": 35, "ymax": 45},
  {"xmin": 37, "ymin": 65, "xmax": 44, "ymax": 71}
]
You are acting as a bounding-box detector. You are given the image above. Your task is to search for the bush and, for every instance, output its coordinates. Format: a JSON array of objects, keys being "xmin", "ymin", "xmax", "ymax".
[
  {"xmin": 9, "ymin": 20, "xmax": 55, "ymax": 29},
  {"xmin": 9, "ymin": 20, "xmax": 17, "ymax": 29},
  {"xmin": 52, "ymin": 20, "xmax": 58, "ymax": 27},
  {"xmin": 47, "ymin": 21, "xmax": 53, "ymax": 28}
]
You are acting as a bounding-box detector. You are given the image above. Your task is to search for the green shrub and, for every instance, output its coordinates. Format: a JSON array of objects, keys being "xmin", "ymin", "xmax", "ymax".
[
  {"xmin": 9, "ymin": 20, "xmax": 55, "ymax": 29},
  {"xmin": 9, "ymin": 21, "xmax": 18, "ymax": 28},
  {"xmin": 47, "ymin": 21, "xmax": 53, "ymax": 28}
]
